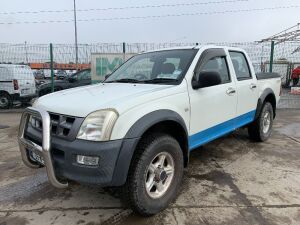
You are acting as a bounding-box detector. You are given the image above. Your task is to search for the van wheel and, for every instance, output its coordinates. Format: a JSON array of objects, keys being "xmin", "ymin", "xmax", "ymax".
[
  {"xmin": 124, "ymin": 133, "xmax": 184, "ymax": 216},
  {"xmin": 248, "ymin": 102, "xmax": 274, "ymax": 142},
  {"xmin": 0, "ymin": 92, "xmax": 12, "ymax": 109}
]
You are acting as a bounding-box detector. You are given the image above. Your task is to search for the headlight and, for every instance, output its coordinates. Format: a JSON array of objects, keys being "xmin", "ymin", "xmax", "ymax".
[{"xmin": 77, "ymin": 109, "xmax": 118, "ymax": 141}]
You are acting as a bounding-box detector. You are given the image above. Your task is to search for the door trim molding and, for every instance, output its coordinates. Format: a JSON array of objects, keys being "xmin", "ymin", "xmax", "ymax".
[{"xmin": 189, "ymin": 110, "xmax": 256, "ymax": 150}]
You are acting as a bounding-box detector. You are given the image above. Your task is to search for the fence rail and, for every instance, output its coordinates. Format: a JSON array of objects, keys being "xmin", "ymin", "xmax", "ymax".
[
  {"xmin": 1, "ymin": 41, "xmax": 300, "ymax": 68},
  {"xmin": 1, "ymin": 41, "xmax": 300, "ymax": 109}
]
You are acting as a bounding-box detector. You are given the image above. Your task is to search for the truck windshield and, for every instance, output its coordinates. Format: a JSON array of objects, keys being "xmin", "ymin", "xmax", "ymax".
[{"xmin": 104, "ymin": 49, "xmax": 197, "ymax": 84}]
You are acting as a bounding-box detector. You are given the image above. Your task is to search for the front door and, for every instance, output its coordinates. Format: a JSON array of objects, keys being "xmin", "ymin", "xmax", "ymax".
[{"xmin": 188, "ymin": 49, "xmax": 238, "ymax": 150}]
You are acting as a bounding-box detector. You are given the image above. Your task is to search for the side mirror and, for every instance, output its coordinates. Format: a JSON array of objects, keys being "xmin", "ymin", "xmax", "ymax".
[{"xmin": 192, "ymin": 71, "xmax": 222, "ymax": 89}]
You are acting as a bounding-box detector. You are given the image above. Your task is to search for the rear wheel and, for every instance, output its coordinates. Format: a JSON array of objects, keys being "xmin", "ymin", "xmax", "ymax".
[
  {"xmin": 124, "ymin": 133, "xmax": 184, "ymax": 216},
  {"xmin": 248, "ymin": 102, "xmax": 274, "ymax": 142},
  {"xmin": 0, "ymin": 92, "xmax": 12, "ymax": 109}
]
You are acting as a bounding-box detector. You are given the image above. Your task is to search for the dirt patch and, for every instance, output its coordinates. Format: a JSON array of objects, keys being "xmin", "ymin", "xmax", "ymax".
[
  {"xmin": 0, "ymin": 215, "xmax": 29, "ymax": 225},
  {"xmin": 277, "ymin": 123, "xmax": 300, "ymax": 138}
]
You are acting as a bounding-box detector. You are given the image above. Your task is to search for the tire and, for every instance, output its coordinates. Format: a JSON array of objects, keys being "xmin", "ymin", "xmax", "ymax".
[
  {"xmin": 248, "ymin": 102, "xmax": 274, "ymax": 142},
  {"xmin": 0, "ymin": 92, "xmax": 12, "ymax": 109},
  {"xmin": 292, "ymin": 78, "xmax": 299, "ymax": 86},
  {"xmin": 124, "ymin": 133, "xmax": 184, "ymax": 216}
]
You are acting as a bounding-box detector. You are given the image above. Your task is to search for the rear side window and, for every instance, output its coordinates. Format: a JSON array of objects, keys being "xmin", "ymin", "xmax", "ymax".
[
  {"xmin": 229, "ymin": 51, "xmax": 251, "ymax": 80},
  {"xmin": 201, "ymin": 56, "xmax": 230, "ymax": 83}
]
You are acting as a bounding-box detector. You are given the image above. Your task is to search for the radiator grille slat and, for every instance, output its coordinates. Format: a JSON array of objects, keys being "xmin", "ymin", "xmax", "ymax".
[{"xmin": 30, "ymin": 112, "xmax": 76, "ymax": 138}]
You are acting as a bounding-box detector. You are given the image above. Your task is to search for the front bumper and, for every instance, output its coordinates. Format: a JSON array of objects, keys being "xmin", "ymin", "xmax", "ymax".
[{"xmin": 18, "ymin": 107, "xmax": 134, "ymax": 188}]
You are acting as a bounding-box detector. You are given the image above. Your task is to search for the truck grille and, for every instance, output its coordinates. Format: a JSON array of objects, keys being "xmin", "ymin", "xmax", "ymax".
[{"xmin": 30, "ymin": 112, "xmax": 78, "ymax": 138}]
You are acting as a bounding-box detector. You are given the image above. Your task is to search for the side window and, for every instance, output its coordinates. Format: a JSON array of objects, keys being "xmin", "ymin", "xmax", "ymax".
[
  {"xmin": 201, "ymin": 56, "xmax": 230, "ymax": 84},
  {"xmin": 229, "ymin": 51, "xmax": 251, "ymax": 80},
  {"xmin": 77, "ymin": 70, "xmax": 91, "ymax": 80},
  {"xmin": 83, "ymin": 70, "xmax": 91, "ymax": 80},
  {"xmin": 71, "ymin": 73, "xmax": 78, "ymax": 81}
]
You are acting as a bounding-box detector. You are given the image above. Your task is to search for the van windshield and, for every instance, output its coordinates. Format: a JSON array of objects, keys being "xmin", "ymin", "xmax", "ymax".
[{"xmin": 104, "ymin": 49, "xmax": 197, "ymax": 84}]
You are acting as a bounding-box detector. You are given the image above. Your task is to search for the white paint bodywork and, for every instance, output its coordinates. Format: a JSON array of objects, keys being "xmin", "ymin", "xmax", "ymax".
[
  {"xmin": 34, "ymin": 45, "xmax": 281, "ymax": 141},
  {"xmin": 0, "ymin": 64, "xmax": 36, "ymax": 97}
]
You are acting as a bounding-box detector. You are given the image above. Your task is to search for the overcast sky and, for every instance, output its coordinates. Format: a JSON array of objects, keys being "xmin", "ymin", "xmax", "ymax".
[{"xmin": 0, "ymin": 0, "xmax": 299, "ymax": 44}]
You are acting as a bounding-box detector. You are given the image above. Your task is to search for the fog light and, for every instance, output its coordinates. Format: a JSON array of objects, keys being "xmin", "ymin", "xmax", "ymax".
[{"xmin": 76, "ymin": 155, "xmax": 99, "ymax": 166}]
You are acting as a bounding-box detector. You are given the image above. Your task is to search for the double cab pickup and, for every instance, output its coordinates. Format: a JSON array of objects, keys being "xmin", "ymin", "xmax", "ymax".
[{"xmin": 18, "ymin": 45, "xmax": 281, "ymax": 216}]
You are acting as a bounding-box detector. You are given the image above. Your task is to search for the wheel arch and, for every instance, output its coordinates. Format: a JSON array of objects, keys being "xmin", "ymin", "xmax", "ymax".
[
  {"xmin": 255, "ymin": 88, "xmax": 276, "ymax": 120},
  {"xmin": 111, "ymin": 110, "xmax": 189, "ymax": 186},
  {"xmin": 125, "ymin": 110, "xmax": 189, "ymax": 166},
  {"xmin": 0, "ymin": 90, "xmax": 11, "ymax": 96}
]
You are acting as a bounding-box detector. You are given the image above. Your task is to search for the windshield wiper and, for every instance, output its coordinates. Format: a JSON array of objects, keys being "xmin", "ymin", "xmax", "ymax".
[
  {"xmin": 105, "ymin": 78, "xmax": 143, "ymax": 83},
  {"xmin": 144, "ymin": 78, "xmax": 179, "ymax": 84}
]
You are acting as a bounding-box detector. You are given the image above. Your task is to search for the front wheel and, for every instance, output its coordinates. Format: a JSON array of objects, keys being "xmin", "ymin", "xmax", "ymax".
[
  {"xmin": 124, "ymin": 133, "xmax": 184, "ymax": 216},
  {"xmin": 0, "ymin": 92, "xmax": 12, "ymax": 109},
  {"xmin": 248, "ymin": 102, "xmax": 274, "ymax": 142}
]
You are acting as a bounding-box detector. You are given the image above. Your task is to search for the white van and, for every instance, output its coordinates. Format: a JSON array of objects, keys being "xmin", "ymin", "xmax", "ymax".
[{"xmin": 0, "ymin": 64, "xmax": 37, "ymax": 109}]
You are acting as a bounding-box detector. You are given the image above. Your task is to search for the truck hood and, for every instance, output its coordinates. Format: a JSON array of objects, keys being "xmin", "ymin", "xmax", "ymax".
[{"xmin": 34, "ymin": 83, "xmax": 173, "ymax": 117}]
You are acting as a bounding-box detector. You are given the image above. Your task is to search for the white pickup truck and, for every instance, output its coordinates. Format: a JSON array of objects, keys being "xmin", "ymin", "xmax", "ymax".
[{"xmin": 18, "ymin": 45, "xmax": 281, "ymax": 216}]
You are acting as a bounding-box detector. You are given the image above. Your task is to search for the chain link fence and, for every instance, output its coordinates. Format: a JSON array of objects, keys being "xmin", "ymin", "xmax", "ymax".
[{"xmin": 1, "ymin": 41, "xmax": 300, "ymax": 109}]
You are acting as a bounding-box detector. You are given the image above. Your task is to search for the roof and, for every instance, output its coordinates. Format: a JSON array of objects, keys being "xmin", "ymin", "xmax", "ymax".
[
  {"xmin": 0, "ymin": 64, "xmax": 31, "ymax": 68},
  {"xmin": 141, "ymin": 44, "xmax": 245, "ymax": 54}
]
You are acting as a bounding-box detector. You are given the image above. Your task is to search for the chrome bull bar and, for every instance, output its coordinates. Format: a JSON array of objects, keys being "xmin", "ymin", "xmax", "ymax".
[{"xmin": 18, "ymin": 107, "xmax": 68, "ymax": 188}]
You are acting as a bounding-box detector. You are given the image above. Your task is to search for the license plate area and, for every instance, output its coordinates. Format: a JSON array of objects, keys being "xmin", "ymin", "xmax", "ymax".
[{"xmin": 28, "ymin": 149, "xmax": 45, "ymax": 165}]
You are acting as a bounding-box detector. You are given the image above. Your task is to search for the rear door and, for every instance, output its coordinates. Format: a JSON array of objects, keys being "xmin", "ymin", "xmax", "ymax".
[
  {"xmin": 188, "ymin": 48, "xmax": 238, "ymax": 150},
  {"xmin": 14, "ymin": 66, "xmax": 36, "ymax": 96},
  {"xmin": 228, "ymin": 51, "xmax": 259, "ymax": 127},
  {"xmin": 0, "ymin": 67, "xmax": 13, "ymax": 94}
]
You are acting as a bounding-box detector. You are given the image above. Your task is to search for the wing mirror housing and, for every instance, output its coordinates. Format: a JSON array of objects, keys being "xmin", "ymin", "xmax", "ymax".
[{"xmin": 192, "ymin": 71, "xmax": 222, "ymax": 89}]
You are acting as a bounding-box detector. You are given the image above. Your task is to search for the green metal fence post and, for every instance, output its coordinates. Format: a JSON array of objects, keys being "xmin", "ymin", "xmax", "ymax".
[
  {"xmin": 50, "ymin": 43, "xmax": 54, "ymax": 93},
  {"xmin": 269, "ymin": 40, "xmax": 275, "ymax": 73},
  {"xmin": 122, "ymin": 42, "xmax": 126, "ymax": 61}
]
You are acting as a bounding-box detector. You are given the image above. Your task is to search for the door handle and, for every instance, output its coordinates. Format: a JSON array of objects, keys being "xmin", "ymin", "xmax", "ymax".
[
  {"xmin": 250, "ymin": 83, "xmax": 257, "ymax": 89},
  {"xmin": 226, "ymin": 88, "xmax": 236, "ymax": 95}
]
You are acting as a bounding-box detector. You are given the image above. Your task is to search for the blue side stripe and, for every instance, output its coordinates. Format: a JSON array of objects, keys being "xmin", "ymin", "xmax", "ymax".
[{"xmin": 188, "ymin": 110, "xmax": 256, "ymax": 151}]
